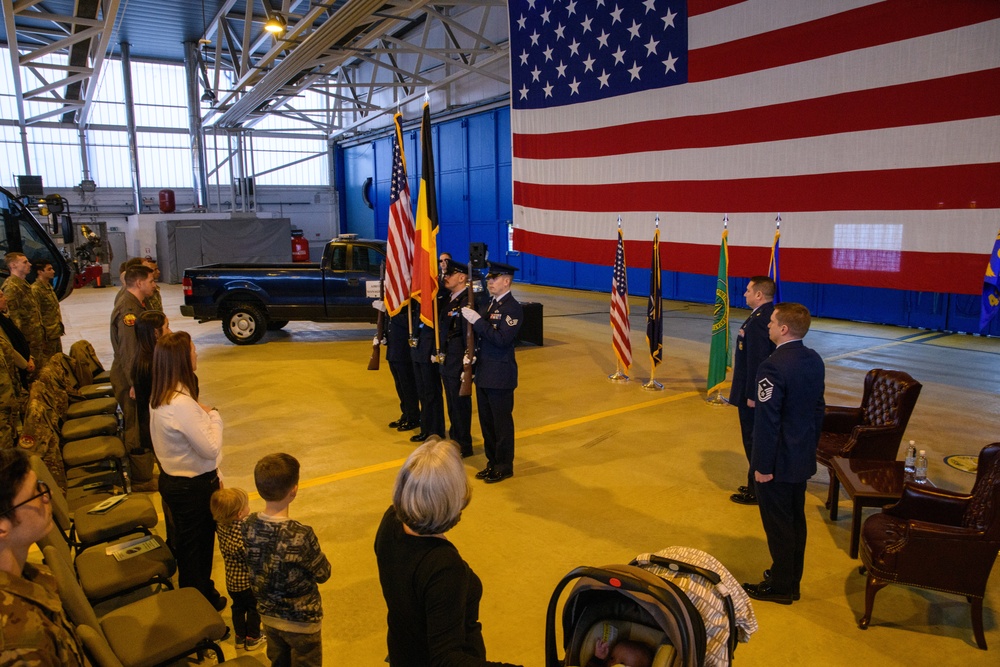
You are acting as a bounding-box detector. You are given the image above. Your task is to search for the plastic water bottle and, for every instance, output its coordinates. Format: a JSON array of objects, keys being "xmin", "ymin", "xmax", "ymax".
[
  {"xmin": 915, "ymin": 449, "xmax": 928, "ymax": 483},
  {"xmin": 904, "ymin": 440, "xmax": 916, "ymax": 474}
]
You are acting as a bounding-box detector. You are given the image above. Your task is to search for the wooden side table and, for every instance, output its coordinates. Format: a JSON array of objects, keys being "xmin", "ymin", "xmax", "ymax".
[{"xmin": 828, "ymin": 457, "xmax": 933, "ymax": 558}]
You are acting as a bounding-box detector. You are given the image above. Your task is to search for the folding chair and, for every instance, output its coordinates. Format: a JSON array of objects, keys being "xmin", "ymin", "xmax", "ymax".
[{"xmin": 44, "ymin": 545, "xmax": 229, "ymax": 667}]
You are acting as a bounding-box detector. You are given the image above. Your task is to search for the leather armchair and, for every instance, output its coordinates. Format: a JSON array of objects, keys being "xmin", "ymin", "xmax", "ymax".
[
  {"xmin": 858, "ymin": 442, "xmax": 1000, "ymax": 649},
  {"xmin": 817, "ymin": 369, "xmax": 922, "ymax": 507}
]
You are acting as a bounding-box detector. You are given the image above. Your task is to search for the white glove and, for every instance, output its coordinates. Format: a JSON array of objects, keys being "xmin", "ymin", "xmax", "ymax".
[
  {"xmin": 461, "ymin": 306, "xmax": 481, "ymax": 324},
  {"xmin": 371, "ymin": 299, "xmax": 386, "ymax": 312},
  {"xmin": 463, "ymin": 355, "xmax": 476, "ymax": 366}
]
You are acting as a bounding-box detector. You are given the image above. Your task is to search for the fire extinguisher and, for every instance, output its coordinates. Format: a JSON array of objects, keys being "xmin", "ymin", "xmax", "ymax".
[{"xmin": 291, "ymin": 229, "xmax": 310, "ymax": 262}]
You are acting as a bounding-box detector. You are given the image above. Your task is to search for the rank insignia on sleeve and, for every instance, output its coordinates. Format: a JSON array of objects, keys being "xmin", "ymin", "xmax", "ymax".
[
  {"xmin": 505, "ymin": 315, "xmax": 518, "ymax": 326},
  {"xmin": 757, "ymin": 377, "xmax": 774, "ymax": 402},
  {"xmin": 124, "ymin": 314, "xmax": 137, "ymax": 327}
]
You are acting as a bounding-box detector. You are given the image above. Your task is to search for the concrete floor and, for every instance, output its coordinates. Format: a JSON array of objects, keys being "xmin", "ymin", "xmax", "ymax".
[{"xmin": 55, "ymin": 281, "xmax": 1000, "ymax": 666}]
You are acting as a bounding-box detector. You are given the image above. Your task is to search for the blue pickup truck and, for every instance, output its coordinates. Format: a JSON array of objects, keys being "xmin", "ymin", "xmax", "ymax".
[{"xmin": 180, "ymin": 235, "xmax": 387, "ymax": 344}]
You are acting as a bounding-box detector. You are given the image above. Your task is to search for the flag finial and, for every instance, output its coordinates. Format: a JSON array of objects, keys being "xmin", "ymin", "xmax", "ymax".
[
  {"xmin": 775, "ymin": 213, "xmax": 782, "ymax": 230},
  {"xmin": 723, "ymin": 213, "xmax": 728, "ymax": 230},
  {"xmin": 655, "ymin": 214, "xmax": 660, "ymax": 229}
]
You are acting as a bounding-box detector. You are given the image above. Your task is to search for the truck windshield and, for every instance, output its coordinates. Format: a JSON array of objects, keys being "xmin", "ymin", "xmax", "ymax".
[{"xmin": 0, "ymin": 187, "xmax": 74, "ymax": 299}]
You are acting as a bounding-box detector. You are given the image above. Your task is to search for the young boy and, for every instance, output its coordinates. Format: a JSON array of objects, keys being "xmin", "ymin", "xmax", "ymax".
[
  {"xmin": 242, "ymin": 453, "xmax": 331, "ymax": 666},
  {"xmin": 210, "ymin": 487, "xmax": 265, "ymax": 651}
]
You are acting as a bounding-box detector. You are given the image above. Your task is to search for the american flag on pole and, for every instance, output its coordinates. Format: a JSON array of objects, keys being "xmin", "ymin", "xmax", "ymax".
[
  {"xmin": 384, "ymin": 113, "xmax": 414, "ymax": 316},
  {"xmin": 509, "ymin": 1, "xmax": 1000, "ymax": 295},
  {"xmin": 611, "ymin": 220, "xmax": 632, "ymax": 372}
]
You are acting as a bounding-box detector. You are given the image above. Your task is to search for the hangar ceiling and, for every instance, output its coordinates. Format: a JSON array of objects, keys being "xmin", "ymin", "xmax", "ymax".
[{"xmin": 1, "ymin": 0, "xmax": 511, "ymax": 139}]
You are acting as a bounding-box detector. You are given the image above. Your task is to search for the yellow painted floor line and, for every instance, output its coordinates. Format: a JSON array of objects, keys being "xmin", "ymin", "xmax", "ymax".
[
  {"xmin": 247, "ymin": 388, "xmax": 706, "ymax": 499},
  {"xmin": 517, "ymin": 389, "xmax": 702, "ymax": 438}
]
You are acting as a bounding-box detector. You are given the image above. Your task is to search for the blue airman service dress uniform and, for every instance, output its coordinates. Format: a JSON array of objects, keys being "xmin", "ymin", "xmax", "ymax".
[
  {"xmin": 471, "ymin": 263, "xmax": 522, "ymax": 482},
  {"xmin": 410, "ymin": 295, "xmax": 446, "ymax": 442},
  {"xmin": 386, "ymin": 308, "xmax": 420, "ymax": 432},
  {"xmin": 729, "ymin": 301, "xmax": 775, "ymax": 502},
  {"xmin": 439, "ymin": 261, "xmax": 474, "ymax": 457},
  {"xmin": 750, "ymin": 337, "xmax": 825, "ymax": 601}
]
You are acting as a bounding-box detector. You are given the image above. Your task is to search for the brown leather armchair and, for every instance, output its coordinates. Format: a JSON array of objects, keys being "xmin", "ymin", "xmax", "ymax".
[
  {"xmin": 858, "ymin": 442, "xmax": 1000, "ymax": 649},
  {"xmin": 817, "ymin": 368, "xmax": 922, "ymax": 507}
]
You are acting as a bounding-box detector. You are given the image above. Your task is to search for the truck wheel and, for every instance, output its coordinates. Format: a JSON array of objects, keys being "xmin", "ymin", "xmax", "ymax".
[
  {"xmin": 223, "ymin": 304, "xmax": 267, "ymax": 345},
  {"xmin": 267, "ymin": 320, "xmax": 289, "ymax": 331}
]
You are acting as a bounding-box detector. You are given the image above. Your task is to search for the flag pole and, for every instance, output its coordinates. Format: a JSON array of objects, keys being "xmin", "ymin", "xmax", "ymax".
[
  {"xmin": 706, "ymin": 214, "xmax": 730, "ymax": 405},
  {"xmin": 609, "ymin": 216, "xmax": 630, "ymax": 382},
  {"xmin": 644, "ymin": 214, "xmax": 664, "ymax": 390},
  {"xmin": 643, "ymin": 364, "xmax": 662, "ymax": 390}
]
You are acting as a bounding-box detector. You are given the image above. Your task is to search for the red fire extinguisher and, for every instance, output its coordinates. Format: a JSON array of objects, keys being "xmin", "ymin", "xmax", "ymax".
[{"xmin": 291, "ymin": 229, "xmax": 310, "ymax": 262}]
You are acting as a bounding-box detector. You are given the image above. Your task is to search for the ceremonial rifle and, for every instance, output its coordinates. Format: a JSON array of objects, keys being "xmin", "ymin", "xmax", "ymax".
[
  {"xmin": 459, "ymin": 270, "xmax": 475, "ymax": 396},
  {"xmin": 368, "ymin": 261, "xmax": 386, "ymax": 371}
]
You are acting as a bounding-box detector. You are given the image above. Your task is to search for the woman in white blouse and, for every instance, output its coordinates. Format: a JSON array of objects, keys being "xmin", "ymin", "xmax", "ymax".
[{"xmin": 149, "ymin": 331, "xmax": 227, "ymax": 611}]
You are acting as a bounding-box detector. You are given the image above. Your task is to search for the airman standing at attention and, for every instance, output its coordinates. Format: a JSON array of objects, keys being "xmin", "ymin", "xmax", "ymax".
[
  {"xmin": 3, "ymin": 252, "xmax": 45, "ymax": 369},
  {"xmin": 461, "ymin": 261, "xmax": 522, "ymax": 484},
  {"xmin": 743, "ymin": 303, "xmax": 825, "ymax": 605},
  {"xmin": 143, "ymin": 256, "xmax": 164, "ymax": 313},
  {"xmin": 31, "ymin": 261, "xmax": 65, "ymax": 362},
  {"xmin": 729, "ymin": 277, "xmax": 776, "ymax": 506},
  {"xmin": 110, "ymin": 264, "xmax": 157, "ymax": 488},
  {"xmin": 439, "ymin": 259, "xmax": 474, "ymax": 458}
]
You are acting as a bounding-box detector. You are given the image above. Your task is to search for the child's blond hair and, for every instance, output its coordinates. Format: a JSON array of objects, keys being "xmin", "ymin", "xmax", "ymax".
[{"xmin": 210, "ymin": 487, "xmax": 249, "ymax": 524}]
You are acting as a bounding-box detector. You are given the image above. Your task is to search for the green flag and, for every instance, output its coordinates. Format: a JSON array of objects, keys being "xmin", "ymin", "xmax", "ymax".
[{"xmin": 707, "ymin": 227, "xmax": 731, "ymax": 395}]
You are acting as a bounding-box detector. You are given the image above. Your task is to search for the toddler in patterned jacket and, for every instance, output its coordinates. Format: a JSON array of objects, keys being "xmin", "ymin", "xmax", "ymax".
[{"xmin": 210, "ymin": 487, "xmax": 265, "ymax": 651}]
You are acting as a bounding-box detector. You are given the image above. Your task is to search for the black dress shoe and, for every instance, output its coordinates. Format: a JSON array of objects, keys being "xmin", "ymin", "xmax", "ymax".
[
  {"xmin": 729, "ymin": 490, "xmax": 758, "ymax": 505},
  {"xmin": 742, "ymin": 581, "xmax": 793, "ymax": 605},
  {"xmin": 388, "ymin": 416, "xmax": 405, "ymax": 429},
  {"xmin": 762, "ymin": 569, "xmax": 800, "ymax": 600},
  {"xmin": 396, "ymin": 420, "xmax": 420, "ymax": 432},
  {"xmin": 409, "ymin": 432, "xmax": 429, "ymax": 443},
  {"xmin": 460, "ymin": 449, "xmax": 474, "ymax": 458},
  {"xmin": 484, "ymin": 469, "xmax": 513, "ymax": 484},
  {"xmin": 211, "ymin": 595, "xmax": 229, "ymax": 612},
  {"xmin": 475, "ymin": 466, "xmax": 493, "ymax": 479},
  {"xmin": 738, "ymin": 485, "xmax": 751, "ymax": 494}
]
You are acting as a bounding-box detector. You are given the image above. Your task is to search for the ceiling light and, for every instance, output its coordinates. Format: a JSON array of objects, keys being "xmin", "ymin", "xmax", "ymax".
[
  {"xmin": 201, "ymin": 90, "xmax": 216, "ymax": 103},
  {"xmin": 264, "ymin": 14, "xmax": 286, "ymax": 34}
]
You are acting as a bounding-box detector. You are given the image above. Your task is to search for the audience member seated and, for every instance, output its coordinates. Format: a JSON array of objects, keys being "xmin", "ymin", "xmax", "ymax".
[{"xmin": 0, "ymin": 448, "xmax": 86, "ymax": 666}]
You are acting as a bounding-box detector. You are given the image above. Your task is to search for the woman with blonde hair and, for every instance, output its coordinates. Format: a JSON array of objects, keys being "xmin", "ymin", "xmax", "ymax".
[
  {"xmin": 374, "ymin": 437, "xmax": 522, "ymax": 666},
  {"xmin": 150, "ymin": 330, "xmax": 226, "ymax": 611}
]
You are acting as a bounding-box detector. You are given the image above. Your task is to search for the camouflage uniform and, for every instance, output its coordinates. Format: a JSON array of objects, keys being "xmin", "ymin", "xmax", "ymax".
[
  {"xmin": 19, "ymin": 399, "xmax": 66, "ymax": 491},
  {"xmin": 0, "ymin": 563, "xmax": 86, "ymax": 667},
  {"xmin": 110, "ymin": 290, "xmax": 153, "ymax": 481},
  {"xmin": 0, "ymin": 336, "xmax": 24, "ymax": 448},
  {"xmin": 146, "ymin": 285, "xmax": 163, "ymax": 313},
  {"xmin": 68, "ymin": 340, "xmax": 106, "ymax": 386},
  {"xmin": 2, "ymin": 275, "xmax": 45, "ymax": 369},
  {"xmin": 31, "ymin": 279, "xmax": 64, "ymax": 362},
  {"xmin": 19, "ymin": 360, "xmax": 74, "ymax": 490}
]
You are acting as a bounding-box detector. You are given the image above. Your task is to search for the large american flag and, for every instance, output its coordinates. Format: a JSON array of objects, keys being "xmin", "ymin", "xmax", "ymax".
[
  {"xmin": 384, "ymin": 113, "xmax": 414, "ymax": 316},
  {"xmin": 611, "ymin": 223, "xmax": 632, "ymax": 371},
  {"xmin": 509, "ymin": 0, "xmax": 1000, "ymax": 295}
]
